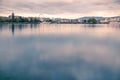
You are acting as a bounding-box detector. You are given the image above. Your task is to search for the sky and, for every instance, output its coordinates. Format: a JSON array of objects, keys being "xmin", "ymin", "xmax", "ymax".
[{"xmin": 0, "ymin": 0, "xmax": 120, "ymax": 18}]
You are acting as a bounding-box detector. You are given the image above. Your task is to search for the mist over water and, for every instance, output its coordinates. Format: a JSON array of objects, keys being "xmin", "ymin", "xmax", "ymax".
[{"xmin": 0, "ymin": 23, "xmax": 120, "ymax": 80}]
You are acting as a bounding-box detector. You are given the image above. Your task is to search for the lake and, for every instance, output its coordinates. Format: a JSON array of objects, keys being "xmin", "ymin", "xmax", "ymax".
[{"xmin": 0, "ymin": 23, "xmax": 120, "ymax": 80}]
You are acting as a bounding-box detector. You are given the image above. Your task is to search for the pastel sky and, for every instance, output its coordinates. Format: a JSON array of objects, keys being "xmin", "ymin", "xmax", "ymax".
[{"xmin": 0, "ymin": 0, "xmax": 120, "ymax": 18}]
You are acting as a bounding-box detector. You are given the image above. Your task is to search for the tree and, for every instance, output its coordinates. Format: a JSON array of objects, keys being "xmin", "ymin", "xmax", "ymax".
[
  {"xmin": 88, "ymin": 18, "xmax": 97, "ymax": 24},
  {"xmin": 0, "ymin": 17, "xmax": 3, "ymax": 22},
  {"xmin": 0, "ymin": 17, "xmax": 5, "ymax": 22},
  {"xmin": 83, "ymin": 20, "xmax": 87, "ymax": 23},
  {"xmin": 34, "ymin": 18, "xmax": 40, "ymax": 22},
  {"xmin": 30, "ymin": 18, "xmax": 34, "ymax": 22},
  {"xmin": 23, "ymin": 18, "xmax": 29, "ymax": 22},
  {"xmin": 45, "ymin": 19, "xmax": 54, "ymax": 23}
]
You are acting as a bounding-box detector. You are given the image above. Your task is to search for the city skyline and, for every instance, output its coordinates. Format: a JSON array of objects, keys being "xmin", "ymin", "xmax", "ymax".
[{"xmin": 0, "ymin": 0, "xmax": 120, "ymax": 18}]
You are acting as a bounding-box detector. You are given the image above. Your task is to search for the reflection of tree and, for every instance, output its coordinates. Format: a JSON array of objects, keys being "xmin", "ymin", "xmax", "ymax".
[
  {"xmin": 84, "ymin": 24, "xmax": 96, "ymax": 28},
  {"xmin": 110, "ymin": 23, "xmax": 120, "ymax": 30},
  {"xmin": 0, "ymin": 24, "xmax": 3, "ymax": 31},
  {"xmin": 30, "ymin": 24, "xmax": 33, "ymax": 29},
  {"xmin": 18, "ymin": 24, "xmax": 23, "ymax": 30},
  {"xmin": 11, "ymin": 23, "xmax": 15, "ymax": 35},
  {"xmin": 89, "ymin": 24, "xmax": 95, "ymax": 27},
  {"xmin": 8, "ymin": 23, "xmax": 41, "ymax": 35},
  {"xmin": 30, "ymin": 23, "xmax": 39, "ymax": 29},
  {"xmin": 33, "ymin": 23, "xmax": 38, "ymax": 27}
]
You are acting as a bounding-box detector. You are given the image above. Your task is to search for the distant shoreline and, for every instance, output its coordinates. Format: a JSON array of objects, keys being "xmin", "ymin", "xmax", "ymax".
[
  {"xmin": 0, "ymin": 22, "xmax": 41, "ymax": 24},
  {"xmin": 0, "ymin": 22, "xmax": 110, "ymax": 24}
]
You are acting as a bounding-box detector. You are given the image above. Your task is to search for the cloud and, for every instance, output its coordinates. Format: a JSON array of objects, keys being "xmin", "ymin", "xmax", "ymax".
[
  {"xmin": 115, "ymin": 0, "xmax": 120, "ymax": 3},
  {"xmin": 0, "ymin": 0, "xmax": 120, "ymax": 18}
]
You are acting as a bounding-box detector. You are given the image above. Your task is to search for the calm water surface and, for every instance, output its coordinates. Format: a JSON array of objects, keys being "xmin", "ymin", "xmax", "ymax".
[{"xmin": 0, "ymin": 23, "xmax": 120, "ymax": 80}]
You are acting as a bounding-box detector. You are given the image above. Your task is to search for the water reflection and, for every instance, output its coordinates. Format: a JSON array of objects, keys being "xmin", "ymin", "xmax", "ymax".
[
  {"xmin": 0, "ymin": 23, "xmax": 120, "ymax": 80},
  {"xmin": 84, "ymin": 24, "xmax": 96, "ymax": 28},
  {"xmin": 0, "ymin": 23, "xmax": 120, "ymax": 36},
  {"xmin": 11, "ymin": 24, "xmax": 15, "ymax": 35}
]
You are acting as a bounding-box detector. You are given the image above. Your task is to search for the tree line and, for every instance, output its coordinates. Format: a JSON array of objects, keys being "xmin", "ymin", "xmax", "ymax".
[
  {"xmin": 0, "ymin": 17, "xmax": 41, "ymax": 23},
  {"xmin": 83, "ymin": 18, "xmax": 98, "ymax": 24}
]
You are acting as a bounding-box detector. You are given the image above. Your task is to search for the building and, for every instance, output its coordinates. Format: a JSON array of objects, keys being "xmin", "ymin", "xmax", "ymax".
[
  {"xmin": 100, "ymin": 16, "xmax": 120, "ymax": 24},
  {"xmin": 9, "ymin": 13, "xmax": 22, "ymax": 20}
]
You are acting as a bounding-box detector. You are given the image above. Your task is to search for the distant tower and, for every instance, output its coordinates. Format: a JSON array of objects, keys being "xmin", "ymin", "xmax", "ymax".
[{"xmin": 11, "ymin": 12, "xmax": 15, "ymax": 21}]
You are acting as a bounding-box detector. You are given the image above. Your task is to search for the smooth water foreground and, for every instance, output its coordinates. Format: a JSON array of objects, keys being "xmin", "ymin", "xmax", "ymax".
[{"xmin": 0, "ymin": 23, "xmax": 120, "ymax": 80}]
